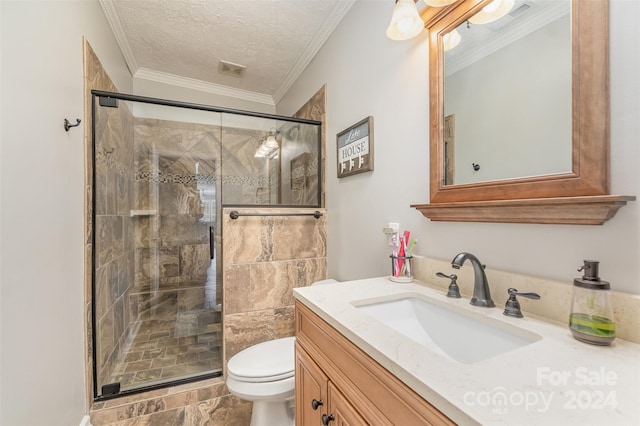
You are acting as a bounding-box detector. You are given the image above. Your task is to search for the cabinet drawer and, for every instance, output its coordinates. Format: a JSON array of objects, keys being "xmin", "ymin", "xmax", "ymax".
[{"xmin": 295, "ymin": 301, "xmax": 454, "ymax": 425}]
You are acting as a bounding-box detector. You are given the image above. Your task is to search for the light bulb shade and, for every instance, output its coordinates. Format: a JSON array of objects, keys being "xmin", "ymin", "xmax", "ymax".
[
  {"xmin": 468, "ymin": 0, "xmax": 514, "ymax": 25},
  {"xmin": 425, "ymin": 0, "xmax": 457, "ymax": 6},
  {"xmin": 264, "ymin": 134, "xmax": 278, "ymax": 149},
  {"xmin": 386, "ymin": 0, "xmax": 424, "ymax": 41},
  {"xmin": 443, "ymin": 28, "xmax": 461, "ymax": 51},
  {"xmin": 258, "ymin": 145, "xmax": 271, "ymax": 155}
]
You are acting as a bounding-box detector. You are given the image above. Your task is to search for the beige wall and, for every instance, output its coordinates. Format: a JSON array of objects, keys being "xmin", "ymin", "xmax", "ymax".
[{"xmin": 1, "ymin": 1, "xmax": 132, "ymax": 423}]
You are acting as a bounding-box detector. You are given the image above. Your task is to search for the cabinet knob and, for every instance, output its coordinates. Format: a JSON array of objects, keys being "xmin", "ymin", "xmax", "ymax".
[
  {"xmin": 311, "ymin": 399, "xmax": 324, "ymax": 410},
  {"xmin": 321, "ymin": 414, "xmax": 335, "ymax": 425}
]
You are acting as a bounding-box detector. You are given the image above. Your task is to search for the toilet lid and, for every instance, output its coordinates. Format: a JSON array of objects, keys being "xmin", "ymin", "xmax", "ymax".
[{"xmin": 227, "ymin": 336, "xmax": 295, "ymax": 383}]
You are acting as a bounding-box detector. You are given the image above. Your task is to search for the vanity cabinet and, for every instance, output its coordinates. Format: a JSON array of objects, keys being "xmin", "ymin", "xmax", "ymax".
[{"xmin": 295, "ymin": 301, "xmax": 454, "ymax": 425}]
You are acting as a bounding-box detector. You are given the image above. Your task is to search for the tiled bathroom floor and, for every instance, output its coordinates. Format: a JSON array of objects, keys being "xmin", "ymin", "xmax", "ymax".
[{"xmin": 107, "ymin": 311, "xmax": 223, "ymax": 390}]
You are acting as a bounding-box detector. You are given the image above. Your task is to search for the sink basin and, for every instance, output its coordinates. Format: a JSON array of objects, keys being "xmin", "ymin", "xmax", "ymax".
[{"xmin": 354, "ymin": 295, "xmax": 541, "ymax": 364}]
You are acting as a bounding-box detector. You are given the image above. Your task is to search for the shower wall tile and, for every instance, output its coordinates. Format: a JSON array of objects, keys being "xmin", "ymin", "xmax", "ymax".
[
  {"xmin": 293, "ymin": 85, "xmax": 326, "ymax": 208},
  {"xmin": 156, "ymin": 183, "xmax": 201, "ymax": 216},
  {"xmin": 222, "ymin": 217, "xmax": 268, "ymax": 264},
  {"xmin": 245, "ymin": 258, "xmax": 324, "ymax": 312},
  {"xmin": 95, "ymin": 265, "xmax": 110, "ymax": 321},
  {"xmin": 95, "ymin": 215, "xmax": 114, "ymax": 267},
  {"xmin": 86, "ymin": 39, "xmax": 138, "ymax": 393},
  {"xmin": 222, "ymin": 207, "xmax": 327, "ymax": 363},
  {"xmin": 177, "ymin": 286, "xmax": 207, "ymax": 312},
  {"xmin": 135, "ymin": 247, "xmax": 180, "ymax": 282},
  {"xmin": 274, "ymin": 306, "xmax": 296, "ymax": 337},
  {"xmin": 180, "ymin": 244, "xmax": 210, "ymax": 279},
  {"xmin": 158, "ymin": 216, "xmax": 208, "ymax": 246},
  {"xmin": 130, "ymin": 291, "xmax": 178, "ymax": 322},
  {"xmin": 223, "ymin": 264, "xmax": 251, "ymax": 314},
  {"xmin": 272, "ymin": 216, "xmax": 327, "ymax": 260},
  {"xmin": 98, "ymin": 308, "xmax": 115, "ymax": 371},
  {"xmin": 223, "ymin": 309, "xmax": 280, "ymax": 359},
  {"xmin": 223, "ymin": 211, "xmax": 327, "ymax": 265},
  {"xmin": 89, "ymin": 378, "xmax": 243, "ymax": 425}
]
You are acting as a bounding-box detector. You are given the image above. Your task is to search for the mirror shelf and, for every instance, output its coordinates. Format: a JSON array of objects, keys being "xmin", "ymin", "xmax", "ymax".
[
  {"xmin": 414, "ymin": 0, "xmax": 634, "ymax": 225},
  {"xmin": 412, "ymin": 195, "xmax": 634, "ymax": 225}
]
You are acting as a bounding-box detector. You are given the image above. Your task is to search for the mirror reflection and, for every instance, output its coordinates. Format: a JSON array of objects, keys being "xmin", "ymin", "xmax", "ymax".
[{"xmin": 443, "ymin": 0, "xmax": 571, "ymax": 185}]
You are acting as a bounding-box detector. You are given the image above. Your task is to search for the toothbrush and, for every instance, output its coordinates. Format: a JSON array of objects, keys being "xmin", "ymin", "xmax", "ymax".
[
  {"xmin": 404, "ymin": 238, "xmax": 417, "ymax": 277},
  {"xmin": 401, "ymin": 231, "xmax": 410, "ymax": 275},
  {"xmin": 391, "ymin": 234, "xmax": 399, "ymax": 276},
  {"xmin": 398, "ymin": 235, "xmax": 406, "ymax": 275},
  {"xmin": 407, "ymin": 238, "xmax": 417, "ymax": 257}
]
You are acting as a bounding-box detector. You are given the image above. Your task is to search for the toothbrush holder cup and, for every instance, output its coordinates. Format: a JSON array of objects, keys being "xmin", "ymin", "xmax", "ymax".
[{"xmin": 389, "ymin": 255, "xmax": 413, "ymax": 283}]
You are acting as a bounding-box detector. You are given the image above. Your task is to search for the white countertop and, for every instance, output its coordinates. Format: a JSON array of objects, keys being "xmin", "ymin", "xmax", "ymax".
[{"xmin": 293, "ymin": 277, "xmax": 640, "ymax": 425}]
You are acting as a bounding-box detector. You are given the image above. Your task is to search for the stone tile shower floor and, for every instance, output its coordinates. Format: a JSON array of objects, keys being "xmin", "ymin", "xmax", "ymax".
[{"xmin": 107, "ymin": 312, "xmax": 223, "ymax": 390}]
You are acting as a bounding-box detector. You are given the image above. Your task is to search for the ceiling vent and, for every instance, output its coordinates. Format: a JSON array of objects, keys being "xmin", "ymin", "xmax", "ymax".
[
  {"xmin": 218, "ymin": 60, "xmax": 246, "ymax": 78},
  {"xmin": 509, "ymin": 3, "xmax": 531, "ymax": 18}
]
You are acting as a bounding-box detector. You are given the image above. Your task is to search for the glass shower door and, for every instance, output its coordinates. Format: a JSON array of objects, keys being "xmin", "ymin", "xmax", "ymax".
[{"xmin": 92, "ymin": 94, "xmax": 223, "ymax": 398}]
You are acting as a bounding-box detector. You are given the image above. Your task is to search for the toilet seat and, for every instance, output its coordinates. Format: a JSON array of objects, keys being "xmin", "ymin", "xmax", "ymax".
[{"xmin": 227, "ymin": 336, "xmax": 295, "ymax": 383}]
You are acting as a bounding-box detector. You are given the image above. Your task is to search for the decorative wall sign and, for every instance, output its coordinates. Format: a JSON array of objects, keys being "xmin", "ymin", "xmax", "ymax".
[{"xmin": 336, "ymin": 116, "xmax": 374, "ymax": 178}]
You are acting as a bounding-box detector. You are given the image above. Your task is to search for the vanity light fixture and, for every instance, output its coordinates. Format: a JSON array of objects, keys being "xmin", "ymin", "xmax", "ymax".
[
  {"xmin": 264, "ymin": 128, "xmax": 279, "ymax": 149},
  {"xmin": 468, "ymin": 0, "xmax": 515, "ymax": 25},
  {"xmin": 443, "ymin": 28, "xmax": 461, "ymax": 51},
  {"xmin": 254, "ymin": 130, "xmax": 280, "ymax": 158},
  {"xmin": 386, "ymin": 0, "xmax": 424, "ymax": 41},
  {"xmin": 254, "ymin": 138, "xmax": 269, "ymax": 158}
]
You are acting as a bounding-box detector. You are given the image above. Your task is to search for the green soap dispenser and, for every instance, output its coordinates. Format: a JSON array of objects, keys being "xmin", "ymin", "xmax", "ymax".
[{"xmin": 569, "ymin": 260, "xmax": 616, "ymax": 346}]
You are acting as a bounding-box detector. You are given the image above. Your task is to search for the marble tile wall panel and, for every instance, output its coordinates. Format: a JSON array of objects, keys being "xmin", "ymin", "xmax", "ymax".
[
  {"xmin": 90, "ymin": 382, "xmax": 251, "ymax": 426},
  {"xmin": 180, "ymin": 244, "xmax": 211, "ymax": 279},
  {"xmin": 88, "ymin": 41, "xmax": 139, "ymax": 393},
  {"xmin": 224, "ymin": 258, "xmax": 326, "ymax": 315},
  {"xmin": 293, "ymin": 85, "xmax": 326, "ymax": 207},
  {"xmin": 135, "ymin": 247, "xmax": 180, "ymax": 282},
  {"xmin": 129, "ymin": 290, "xmax": 178, "ymax": 322},
  {"xmin": 157, "ymin": 215, "xmax": 209, "ymax": 247},
  {"xmin": 223, "ymin": 308, "xmax": 298, "ymax": 361},
  {"xmin": 223, "ymin": 212, "xmax": 327, "ymax": 264},
  {"xmin": 222, "ymin": 207, "xmax": 327, "ymax": 363},
  {"xmin": 177, "ymin": 285, "xmax": 208, "ymax": 313},
  {"xmin": 272, "ymin": 216, "xmax": 326, "ymax": 260}
]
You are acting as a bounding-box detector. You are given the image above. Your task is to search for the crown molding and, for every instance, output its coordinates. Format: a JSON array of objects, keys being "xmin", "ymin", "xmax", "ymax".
[
  {"xmin": 100, "ymin": 0, "xmax": 352, "ymax": 106},
  {"xmin": 134, "ymin": 68, "xmax": 275, "ymax": 106},
  {"xmin": 98, "ymin": 0, "xmax": 138, "ymax": 75},
  {"xmin": 272, "ymin": 0, "xmax": 356, "ymax": 103},
  {"xmin": 445, "ymin": 1, "xmax": 569, "ymax": 77}
]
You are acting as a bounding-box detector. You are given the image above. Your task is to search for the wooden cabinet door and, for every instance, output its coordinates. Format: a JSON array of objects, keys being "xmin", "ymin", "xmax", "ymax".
[
  {"xmin": 325, "ymin": 382, "xmax": 367, "ymax": 426},
  {"xmin": 296, "ymin": 342, "xmax": 328, "ymax": 425}
]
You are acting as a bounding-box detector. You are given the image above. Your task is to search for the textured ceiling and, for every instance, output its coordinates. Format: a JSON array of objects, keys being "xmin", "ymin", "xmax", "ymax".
[{"xmin": 100, "ymin": 0, "xmax": 356, "ymax": 104}]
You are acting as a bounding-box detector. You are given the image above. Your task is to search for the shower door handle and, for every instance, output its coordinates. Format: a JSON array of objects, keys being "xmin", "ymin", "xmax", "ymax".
[{"xmin": 209, "ymin": 226, "xmax": 215, "ymax": 259}]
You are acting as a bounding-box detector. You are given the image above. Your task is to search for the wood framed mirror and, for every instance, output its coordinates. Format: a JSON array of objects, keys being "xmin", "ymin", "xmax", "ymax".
[{"xmin": 412, "ymin": 0, "xmax": 634, "ymax": 224}]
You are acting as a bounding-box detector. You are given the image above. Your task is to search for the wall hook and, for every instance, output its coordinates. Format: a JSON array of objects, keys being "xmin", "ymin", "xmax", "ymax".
[
  {"xmin": 472, "ymin": 163, "xmax": 480, "ymax": 171},
  {"xmin": 64, "ymin": 118, "xmax": 81, "ymax": 132}
]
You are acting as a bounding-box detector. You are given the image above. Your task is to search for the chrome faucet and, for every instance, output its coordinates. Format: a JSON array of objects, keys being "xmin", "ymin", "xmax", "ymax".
[{"xmin": 451, "ymin": 252, "xmax": 495, "ymax": 307}]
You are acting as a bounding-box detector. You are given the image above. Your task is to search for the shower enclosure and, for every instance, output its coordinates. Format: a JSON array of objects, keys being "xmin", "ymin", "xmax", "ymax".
[{"xmin": 91, "ymin": 91, "xmax": 321, "ymax": 399}]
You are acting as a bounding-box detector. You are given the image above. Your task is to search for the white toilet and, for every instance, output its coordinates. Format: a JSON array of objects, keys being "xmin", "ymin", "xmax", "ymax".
[{"xmin": 226, "ymin": 279, "xmax": 337, "ymax": 426}]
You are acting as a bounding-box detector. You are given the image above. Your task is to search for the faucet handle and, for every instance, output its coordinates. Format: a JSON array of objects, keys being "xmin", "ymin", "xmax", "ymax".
[
  {"xmin": 503, "ymin": 288, "xmax": 541, "ymax": 318},
  {"xmin": 436, "ymin": 272, "xmax": 461, "ymax": 298}
]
